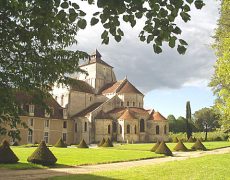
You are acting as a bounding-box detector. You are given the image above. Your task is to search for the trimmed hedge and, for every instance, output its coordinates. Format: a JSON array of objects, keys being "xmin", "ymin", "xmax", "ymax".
[
  {"xmin": 0, "ymin": 140, "xmax": 19, "ymax": 164},
  {"xmin": 173, "ymin": 137, "xmax": 179, "ymax": 143},
  {"xmin": 102, "ymin": 138, "xmax": 113, "ymax": 147},
  {"xmin": 77, "ymin": 139, "xmax": 89, "ymax": 148},
  {"xmin": 98, "ymin": 138, "xmax": 105, "ymax": 147},
  {"xmin": 174, "ymin": 140, "xmax": 188, "ymax": 151},
  {"xmin": 155, "ymin": 141, "xmax": 173, "ymax": 156},
  {"xmin": 27, "ymin": 141, "xmax": 57, "ymax": 166},
  {"xmin": 150, "ymin": 140, "xmax": 160, "ymax": 152},
  {"xmin": 188, "ymin": 136, "xmax": 195, "ymax": 142},
  {"xmin": 191, "ymin": 139, "xmax": 207, "ymax": 151},
  {"xmin": 54, "ymin": 138, "xmax": 67, "ymax": 148}
]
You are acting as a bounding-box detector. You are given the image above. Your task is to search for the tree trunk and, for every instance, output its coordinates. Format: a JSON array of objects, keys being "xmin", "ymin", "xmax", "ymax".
[{"xmin": 205, "ymin": 124, "xmax": 208, "ymax": 141}]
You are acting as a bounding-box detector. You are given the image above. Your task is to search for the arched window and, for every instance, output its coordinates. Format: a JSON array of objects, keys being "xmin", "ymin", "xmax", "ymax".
[
  {"xmin": 120, "ymin": 125, "xmax": 122, "ymax": 134},
  {"xmin": 140, "ymin": 119, "xmax": 145, "ymax": 132},
  {"xmin": 113, "ymin": 121, "xmax": 117, "ymax": 133},
  {"xmin": 127, "ymin": 124, "xmax": 131, "ymax": 134},
  {"xmin": 164, "ymin": 125, "xmax": 167, "ymax": 134},
  {"xmin": 134, "ymin": 125, "xmax": 137, "ymax": 134},
  {"xmin": 108, "ymin": 125, "xmax": 111, "ymax": 134},
  {"xmin": 133, "ymin": 102, "xmax": 135, "ymax": 107},
  {"xmin": 127, "ymin": 101, "xmax": 129, "ymax": 106},
  {"xmin": 84, "ymin": 122, "xmax": 87, "ymax": 132},
  {"xmin": 156, "ymin": 125, "xmax": 160, "ymax": 135}
]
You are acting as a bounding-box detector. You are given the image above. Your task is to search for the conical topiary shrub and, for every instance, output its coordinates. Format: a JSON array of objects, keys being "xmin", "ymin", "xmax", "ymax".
[
  {"xmin": 173, "ymin": 137, "xmax": 179, "ymax": 143},
  {"xmin": 0, "ymin": 140, "xmax": 19, "ymax": 164},
  {"xmin": 77, "ymin": 139, "xmax": 89, "ymax": 148},
  {"xmin": 150, "ymin": 140, "xmax": 160, "ymax": 152},
  {"xmin": 102, "ymin": 138, "xmax": 113, "ymax": 147},
  {"xmin": 191, "ymin": 139, "xmax": 207, "ymax": 151},
  {"xmin": 174, "ymin": 140, "xmax": 188, "ymax": 151},
  {"xmin": 188, "ymin": 136, "xmax": 195, "ymax": 142},
  {"xmin": 27, "ymin": 141, "xmax": 57, "ymax": 166},
  {"xmin": 54, "ymin": 138, "xmax": 67, "ymax": 148},
  {"xmin": 98, "ymin": 137, "xmax": 105, "ymax": 147},
  {"xmin": 155, "ymin": 141, "xmax": 173, "ymax": 156}
]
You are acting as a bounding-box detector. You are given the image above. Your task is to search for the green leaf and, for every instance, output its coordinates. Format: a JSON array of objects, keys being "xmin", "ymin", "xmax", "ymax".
[
  {"xmin": 72, "ymin": 3, "xmax": 79, "ymax": 9},
  {"xmin": 173, "ymin": 27, "xmax": 182, "ymax": 34},
  {"xmin": 93, "ymin": 12, "xmax": 100, "ymax": 16},
  {"xmin": 183, "ymin": 4, "xmax": 191, "ymax": 12},
  {"xmin": 61, "ymin": 2, "xmax": 69, "ymax": 9},
  {"xmin": 77, "ymin": 19, "xmax": 87, "ymax": 29},
  {"xmin": 115, "ymin": 35, "xmax": 121, "ymax": 42},
  {"xmin": 123, "ymin": 15, "xmax": 129, "ymax": 22},
  {"xmin": 140, "ymin": 36, "xmax": 146, "ymax": 42},
  {"xmin": 102, "ymin": 37, "xmax": 109, "ymax": 44},
  {"xmin": 177, "ymin": 45, "xmax": 187, "ymax": 54},
  {"xmin": 180, "ymin": 12, "xmax": 191, "ymax": 22},
  {"xmin": 179, "ymin": 39, "xmax": 188, "ymax": 45},
  {"xmin": 101, "ymin": 30, "xmax": 108, "ymax": 39},
  {"xmin": 186, "ymin": 0, "xmax": 194, "ymax": 4},
  {"xmin": 79, "ymin": 10, "xmax": 86, "ymax": 16},
  {"xmin": 195, "ymin": 0, "xmax": 205, "ymax": 9},
  {"xmin": 153, "ymin": 44, "xmax": 162, "ymax": 54},
  {"xmin": 169, "ymin": 36, "xmax": 176, "ymax": 48},
  {"xmin": 117, "ymin": 28, "xmax": 124, "ymax": 36},
  {"xmin": 147, "ymin": 35, "xmax": 154, "ymax": 44},
  {"xmin": 135, "ymin": 12, "xmax": 143, "ymax": 19},
  {"xmin": 90, "ymin": 17, "xmax": 99, "ymax": 26},
  {"xmin": 88, "ymin": 0, "xmax": 94, "ymax": 4}
]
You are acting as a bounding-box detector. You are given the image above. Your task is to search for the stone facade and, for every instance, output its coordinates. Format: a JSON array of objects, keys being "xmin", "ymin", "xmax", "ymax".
[{"xmin": 0, "ymin": 50, "xmax": 169, "ymax": 145}]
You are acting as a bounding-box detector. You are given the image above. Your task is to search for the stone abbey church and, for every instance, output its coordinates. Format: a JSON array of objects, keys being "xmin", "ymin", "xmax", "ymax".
[{"xmin": 1, "ymin": 50, "xmax": 168, "ymax": 145}]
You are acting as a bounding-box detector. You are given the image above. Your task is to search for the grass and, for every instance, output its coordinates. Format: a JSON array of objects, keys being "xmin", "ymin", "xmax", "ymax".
[
  {"xmin": 0, "ymin": 141, "xmax": 229, "ymax": 170},
  {"xmin": 51, "ymin": 153, "xmax": 230, "ymax": 180},
  {"xmin": 113, "ymin": 141, "xmax": 230, "ymax": 151},
  {"xmin": 0, "ymin": 146, "xmax": 163, "ymax": 169}
]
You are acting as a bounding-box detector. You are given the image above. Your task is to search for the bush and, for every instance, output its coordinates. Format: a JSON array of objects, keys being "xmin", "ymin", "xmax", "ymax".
[
  {"xmin": 191, "ymin": 139, "xmax": 207, "ymax": 151},
  {"xmin": 0, "ymin": 140, "xmax": 19, "ymax": 164},
  {"xmin": 155, "ymin": 141, "xmax": 172, "ymax": 156},
  {"xmin": 150, "ymin": 141, "xmax": 160, "ymax": 152},
  {"xmin": 77, "ymin": 139, "xmax": 89, "ymax": 148},
  {"xmin": 54, "ymin": 138, "xmax": 67, "ymax": 148},
  {"xmin": 27, "ymin": 141, "xmax": 57, "ymax": 166},
  {"xmin": 174, "ymin": 140, "xmax": 188, "ymax": 152},
  {"xmin": 98, "ymin": 138, "xmax": 105, "ymax": 147},
  {"xmin": 102, "ymin": 138, "xmax": 113, "ymax": 147}
]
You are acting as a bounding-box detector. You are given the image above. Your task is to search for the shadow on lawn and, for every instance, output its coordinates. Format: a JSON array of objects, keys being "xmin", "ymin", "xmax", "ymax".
[{"xmin": 53, "ymin": 174, "xmax": 119, "ymax": 180}]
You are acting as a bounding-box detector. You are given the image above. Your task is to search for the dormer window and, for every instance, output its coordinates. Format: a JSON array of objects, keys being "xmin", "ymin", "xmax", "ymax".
[
  {"xmin": 29, "ymin": 104, "xmax": 35, "ymax": 116},
  {"xmin": 63, "ymin": 109, "xmax": 67, "ymax": 119},
  {"xmin": 45, "ymin": 107, "xmax": 54, "ymax": 118}
]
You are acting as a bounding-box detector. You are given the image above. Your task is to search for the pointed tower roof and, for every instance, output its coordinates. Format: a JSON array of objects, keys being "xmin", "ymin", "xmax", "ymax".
[
  {"xmin": 91, "ymin": 49, "xmax": 102, "ymax": 59},
  {"xmin": 119, "ymin": 108, "xmax": 136, "ymax": 120}
]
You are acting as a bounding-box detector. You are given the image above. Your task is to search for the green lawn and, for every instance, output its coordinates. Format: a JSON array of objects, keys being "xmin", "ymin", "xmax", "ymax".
[
  {"xmin": 113, "ymin": 141, "xmax": 230, "ymax": 151},
  {"xmin": 0, "ymin": 147, "xmax": 163, "ymax": 169},
  {"xmin": 51, "ymin": 153, "xmax": 230, "ymax": 180}
]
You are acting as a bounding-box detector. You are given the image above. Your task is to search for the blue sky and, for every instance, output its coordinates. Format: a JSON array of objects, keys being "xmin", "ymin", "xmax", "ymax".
[
  {"xmin": 144, "ymin": 86, "xmax": 215, "ymax": 118},
  {"xmin": 73, "ymin": 0, "xmax": 220, "ymax": 118}
]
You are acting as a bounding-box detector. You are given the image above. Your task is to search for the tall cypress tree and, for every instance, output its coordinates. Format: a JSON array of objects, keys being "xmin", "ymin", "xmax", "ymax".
[{"xmin": 186, "ymin": 101, "xmax": 192, "ymax": 139}]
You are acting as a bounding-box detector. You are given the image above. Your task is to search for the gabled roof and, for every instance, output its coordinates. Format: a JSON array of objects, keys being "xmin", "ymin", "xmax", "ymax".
[
  {"xmin": 15, "ymin": 91, "xmax": 64, "ymax": 119},
  {"xmin": 69, "ymin": 78, "xmax": 95, "ymax": 94},
  {"xmin": 80, "ymin": 50, "xmax": 113, "ymax": 68},
  {"xmin": 71, "ymin": 102, "xmax": 103, "ymax": 118},
  {"xmin": 119, "ymin": 108, "xmax": 136, "ymax": 120},
  {"xmin": 149, "ymin": 111, "xmax": 167, "ymax": 121},
  {"xmin": 100, "ymin": 79, "xmax": 143, "ymax": 95}
]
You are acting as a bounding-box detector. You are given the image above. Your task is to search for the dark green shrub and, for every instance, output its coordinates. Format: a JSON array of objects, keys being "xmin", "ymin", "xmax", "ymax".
[
  {"xmin": 102, "ymin": 138, "xmax": 113, "ymax": 147},
  {"xmin": 155, "ymin": 141, "xmax": 173, "ymax": 156},
  {"xmin": 191, "ymin": 139, "xmax": 207, "ymax": 151},
  {"xmin": 174, "ymin": 140, "xmax": 188, "ymax": 151},
  {"xmin": 150, "ymin": 140, "xmax": 160, "ymax": 152},
  {"xmin": 98, "ymin": 138, "xmax": 105, "ymax": 147},
  {"xmin": 213, "ymin": 136, "xmax": 222, "ymax": 141},
  {"xmin": 0, "ymin": 140, "xmax": 19, "ymax": 164},
  {"xmin": 54, "ymin": 138, "xmax": 67, "ymax": 148},
  {"xmin": 77, "ymin": 139, "xmax": 89, "ymax": 148},
  {"xmin": 27, "ymin": 141, "xmax": 57, "ymax": 165}
]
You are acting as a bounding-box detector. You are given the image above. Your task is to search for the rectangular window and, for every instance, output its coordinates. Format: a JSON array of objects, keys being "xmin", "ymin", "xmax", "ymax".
[
  {"xmin": 62, "ymin": 133, "xmax": 67, "ymax": 142},
  {"xmin": 28, "ymin": 118, "xmax": 34, "ymax": 127},
  {"xmin": 29, "ymin": 104, "xmax": 35, "ymax": 116},
  {"xmin": 121, "ymin": 102, "xmax": 123, "ymax": 107},
  {"xmin": 28, "ymin": 130, "xmax": 33, "ymax": 144},
  {"xmin": 63, "ymin": 109, "xmax": 67, "ymax": 119},
  {"xmin": 127, "ymin": 101, "xmax": 129, "ymax": 106},
  {"xmin": 44, "ymin": 132, "xmax": 49, "ymax": 143},
  {"xmin": 75, "ymin": 123, "xmax": 78, "ymax": 133},
  {"xmin": 63, "ymin": 121, "xmax": 67, "ymax": 128},
  {"xmin": 133, "ymin": 102, "xmax": 135, "ymax": 107},
  {"xmin": 45, "ymin": 119, "xmax": 49, "ymax": 128}
]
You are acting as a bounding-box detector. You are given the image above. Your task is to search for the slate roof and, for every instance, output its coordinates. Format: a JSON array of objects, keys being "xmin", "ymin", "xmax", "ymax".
[{"xmin": 69, "ymin": 78, "xmax": 95, "ymax": 94}]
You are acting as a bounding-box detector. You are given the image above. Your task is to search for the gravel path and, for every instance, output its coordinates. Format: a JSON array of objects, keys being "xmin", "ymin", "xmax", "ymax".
[{"xmin": 1, "ymin": 147, "xmax": 230, "ymax": 180}]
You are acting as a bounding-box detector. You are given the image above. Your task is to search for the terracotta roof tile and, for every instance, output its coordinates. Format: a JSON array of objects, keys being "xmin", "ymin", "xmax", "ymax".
[
  {"xmin": 150, "ymin": 111, "xmax": 167, "ymax": 121},
  {"xmin": 119, "ymin": 108, "xmax": 136, "ymax": 120},
  {"xmin": 100, "ymin": 80, "xmax": 123, "ymax": 94},
  {"xmin": 118, "ymin": 80, "xmax": 143, "ymax": 95}
]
